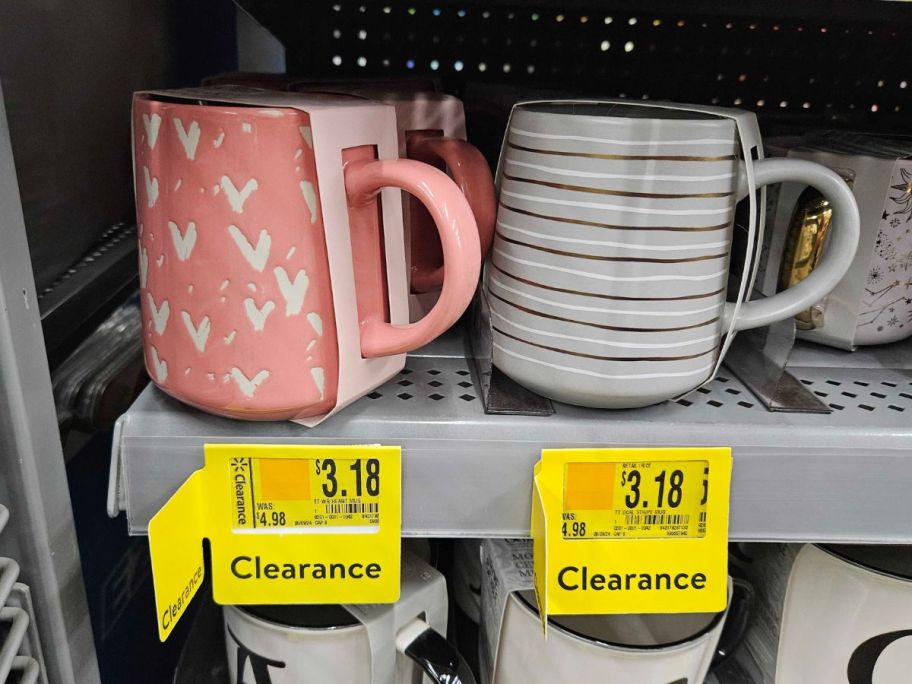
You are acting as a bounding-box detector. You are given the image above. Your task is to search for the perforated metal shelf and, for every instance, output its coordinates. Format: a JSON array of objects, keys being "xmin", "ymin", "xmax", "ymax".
[{"xmin": 108, "ymin": 330, "xmax": 912, "ymax": 543}]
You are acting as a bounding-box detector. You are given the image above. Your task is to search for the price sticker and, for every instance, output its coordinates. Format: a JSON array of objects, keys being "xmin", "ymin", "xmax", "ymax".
[
  {"xmin": 148, "ymin": 444, "xmax": 401, "ymax": 641},
  {"xmin": 562, "ymin": 460, "xmax": 708, "ymax": 540},
  {"xmin": 532, "ymin": 447, "xmax": 731, "ymax": 620},
  {"xmin": 233, "ymin": 456, "xmax": 382, "ymax": 531}
]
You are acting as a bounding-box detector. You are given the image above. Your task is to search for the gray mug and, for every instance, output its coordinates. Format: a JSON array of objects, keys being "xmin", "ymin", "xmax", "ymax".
[{"xmin": 485, "ymin": 102, "xmax": 860, "ymax": 408}]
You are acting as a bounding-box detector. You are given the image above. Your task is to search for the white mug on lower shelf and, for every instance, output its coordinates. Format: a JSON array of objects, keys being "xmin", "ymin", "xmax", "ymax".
[
  {"xmin": 480, "ymin": 539, "xmax": 754, "ymax": 683},
  {"xmin": 223, "ymin": 553, "xmax": 474, "ymax": 683},
  {"xmin": 777, "ymin": 544, "xmax": 912, "ymax": 683},
  {"xmin": 491, "ymin": 588, "xmax": 731, "ymax": 684}
]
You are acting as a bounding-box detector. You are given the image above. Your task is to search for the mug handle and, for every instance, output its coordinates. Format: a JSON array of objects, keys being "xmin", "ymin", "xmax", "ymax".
[
  {"xmin": 713, "ymin": 576, "xmax": 757, "ymax": 666},
  {"xmin": 396, "ymin": 617, "xmax": 477, "ymax": 684},
  {"xmin": 724, "ymin": 158, "xmax": 860, "ymax": 332},
  {"xmin": 406, "ymin": 132, "xmax": 497, "ymax": 292},
  {"xmin": 344, "ymin": 158, "xmax": 481, "ymax": 357}
]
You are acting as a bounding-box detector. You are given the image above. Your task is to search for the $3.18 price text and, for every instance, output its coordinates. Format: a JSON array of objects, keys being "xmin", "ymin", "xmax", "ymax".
[{"xmin": 562, "ymin": 460, "xmax": 709, "ymax": 540}]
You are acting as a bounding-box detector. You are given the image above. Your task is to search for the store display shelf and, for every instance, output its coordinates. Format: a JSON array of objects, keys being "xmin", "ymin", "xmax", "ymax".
[{"xmin": 108, "ymin": 330, "xmax": 912, "ymax": 543}]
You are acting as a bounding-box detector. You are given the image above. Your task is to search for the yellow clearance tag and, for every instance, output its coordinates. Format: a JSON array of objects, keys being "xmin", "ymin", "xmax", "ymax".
[
  {"xmin": 532, "ymin": 448, "xmax": 731, "ymax": 620},
  {"xmin": 148, "ymin": 444, "xmax": 401, "ymax": 641}
]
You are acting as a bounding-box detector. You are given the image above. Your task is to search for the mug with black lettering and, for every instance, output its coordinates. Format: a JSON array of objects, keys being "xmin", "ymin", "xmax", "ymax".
[
  {"xmin": 491, "ymin": 584, "xmax": 738, "ymax": 683},
  {"xmin": 777, "ymin": 544, "xmax": 912, "ymax": 683},
  {"xmin": 223, "ymin": 554, "xmax": 475, "ymax": 684}
]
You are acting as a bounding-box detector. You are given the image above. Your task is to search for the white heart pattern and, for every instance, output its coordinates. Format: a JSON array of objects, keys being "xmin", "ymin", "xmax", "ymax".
[
  {"xmin": 150, "ymin": 346, "xmax": 168, "ymax": 383},
  {"xmin": 142, "ymin": 113, "xmax": 162, "ymax": 150},
  {"xmin": 147, "ymin": 293, "xmax": 170, "ymax": 335},
  {"xmin": 220, "ymin": 176, "xmax": 259, "ymax": 213},
  {"xmin": 181, "ymin": 310, "xmax": 210, "ymax": 353},
  {"xmin": 213, "ymin": 131, "xmax": 226, "ymax": 148},
  {"xmin": 168, "ymin": 221, "xmax": 198, "ymax": 261},
  {"xmin": 299, "ymin": 126, "xmax": 313, "ymax": 149},
  {"xmin": 224, "ymin": 330, "xmax": 237, "ymax": 345},
  {"xmin": 244, "ymin": 298, "xmax": 275, "ymax": 331},
  {"xmin": 299, "ymin": 180, "xmax": 318, "ymax": 223},
  {"xmin": 143, "ymin": 167, "xmax": 159, "ymax": 208},
  {"xmin": 230, "ymin": 367, "xmax": 270, "ymax": 398},
  {"xmin": 174, "ymin": 118, "xmax": 201, "ymax": 161},
  {"xmin": 139, "ymin": 246, "xmax": 149, "ymax": 288},
  {"xmin": 310, "ymin": 366, "xmax": 325, "ymax": 400},
  {"xmin": 306, "ymin": 312, "xmax": 323, "ymax": 336},
  {"xmin": 228, "ymin": 224, "xmax": 271, "ymax": 272},
  {"xmin": 274, "ymin": 266, "xmax": 309, "ymax": 316}
]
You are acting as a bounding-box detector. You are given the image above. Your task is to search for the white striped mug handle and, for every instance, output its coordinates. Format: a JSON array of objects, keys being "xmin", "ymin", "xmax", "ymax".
[{"xmin": 723, "ymin": 158, "xmax": 860, "ymax": 331}]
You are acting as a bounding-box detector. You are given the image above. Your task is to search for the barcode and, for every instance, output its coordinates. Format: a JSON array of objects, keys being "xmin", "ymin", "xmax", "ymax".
[
  {"xmin": 324, "ymin": 502, "xmax": 378, "ymax": 515},
  {"xmin": 625, "ymin": 513, "xmax": 690, "ymax": 526}
]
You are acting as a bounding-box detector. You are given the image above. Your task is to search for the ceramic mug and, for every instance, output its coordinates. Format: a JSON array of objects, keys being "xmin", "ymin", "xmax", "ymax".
[
  {"xmin": 777, "ymin": 544, "xmax": 912, "ymax": 683},
  {"xmin": 485, "ymin": 102, "xmax": 860, "ymax": 408},
  {"xmin": 778, "ymin": 161, "xmax": 912, "ymax": 347},
  {"xmin": 290, "ymin": 87, "xmax": 496, "ymax": 299},
  {"xmin": 134, "ymin": 93, "xmax": 479, "ymax": 420},
  {"xmin": 223, "ymin": 554, "xmax": 475, "ymax": 684},
  {"xmin": 492, "ymin": 586, "xmax": 738, "ymax": 683}
]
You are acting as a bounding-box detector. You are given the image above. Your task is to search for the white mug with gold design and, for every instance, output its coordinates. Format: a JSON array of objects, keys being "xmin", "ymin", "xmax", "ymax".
[{"xmin": 485, "ymin": 102, "xmax": 860, "ymax": 408}]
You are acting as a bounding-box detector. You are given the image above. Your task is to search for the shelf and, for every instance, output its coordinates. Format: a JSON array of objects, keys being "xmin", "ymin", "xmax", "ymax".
[
  {"xmin": 39, "ymin": 223, "xmax": 138, "ymax": 370},
  {"xmin": 108, "ymin": 329, "xmax": 912, "ymax": 543}
]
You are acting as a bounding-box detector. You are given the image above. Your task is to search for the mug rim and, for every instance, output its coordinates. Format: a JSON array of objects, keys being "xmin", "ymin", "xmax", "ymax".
[
  {"xmin": 816, "ymin": 543, "xmax": 912, "ymax": 582},
  {"xmin": 512, "ymin": 590, "xmax": 725, "ymax": 652},
  {"xmin": 229, "ymin": 603, "xmax": 363, "ymax": 634},
  {"xmin": 513, "ymin": 101, "xmax": 733, "ymax": 124}
]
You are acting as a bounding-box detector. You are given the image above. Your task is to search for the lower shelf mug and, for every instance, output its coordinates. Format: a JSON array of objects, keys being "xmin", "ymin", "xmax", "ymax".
[
  {"xmin": 485, "ymin": 101, "xmax": 860, "ymax": 408},
  {"xmin": 223, "ymin": 554, "xmax": 475, "ymax": 684},
  {"xmin": 777, "ymin": 543, "xmax": 912, "ymax": 683},
  {"xmin": 490, "ymin": 585, "xmax": 743, "ymax": 684},
  {"xmin": 493, "ymin": 578, "xmax": 755, "ymax": 684}
]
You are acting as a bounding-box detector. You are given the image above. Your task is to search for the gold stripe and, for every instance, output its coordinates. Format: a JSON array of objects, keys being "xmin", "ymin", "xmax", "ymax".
[
  {"xmin": 493, "ymin": 326, "xmax": 717, "ymax": 362},
  {"xmin": 500, "ymin": 203, "xmax": 730, "ymax": 233},
  {"xmin": 496, "ymin": 231, "xmax": 728, "ymax": 264},
  {"xmin": 488, "ymin": 290, "xmax": 721, "ymax": 333},
  {"xmin": 502, "ymin": 172, "xmax": 734, "ymax": 199},
  {"xmin": 490, "ymin": 263, "xmax": 726, "ymax": 302},
  {"xmin": 507, "ymin": 141, "xmax": 738, "ymax": 162}
]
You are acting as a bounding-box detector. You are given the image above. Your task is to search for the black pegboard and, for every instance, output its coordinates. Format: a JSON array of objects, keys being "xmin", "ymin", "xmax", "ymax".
[{"xmin": 235, "ymin": 0, "xmax": 912, "ymax": 160}]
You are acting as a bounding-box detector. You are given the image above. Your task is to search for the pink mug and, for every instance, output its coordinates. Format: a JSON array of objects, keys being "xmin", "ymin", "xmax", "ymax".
[
  {"xmin": 133, "ymin": 92, "xmax": 480, "ymax": 421},
  {"xmin": 406, "ymin": 129, "xmax": 495, "ymax": 293},
  {"xmin": 288, "ymin": 86, "xmax": 496, "ymax": 297}
]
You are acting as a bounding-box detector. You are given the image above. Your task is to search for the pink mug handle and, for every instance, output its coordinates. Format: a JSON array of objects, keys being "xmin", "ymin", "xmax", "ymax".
[
  {"xmin": 406, "ymin": 132, "xmax": 496, "ymax": 293},
  {"xmin": 344, "ymin": 158, "xmax": 481, "ymax": 357}
]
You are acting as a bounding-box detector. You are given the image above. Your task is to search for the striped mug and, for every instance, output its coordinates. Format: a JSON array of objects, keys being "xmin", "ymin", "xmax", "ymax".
[{"xmin": 485, "ymin": 102, "xmax": 860, "ymax": 408}]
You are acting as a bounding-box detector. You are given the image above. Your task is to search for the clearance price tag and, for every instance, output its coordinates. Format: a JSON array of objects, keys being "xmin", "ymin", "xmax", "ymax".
[
  {"xmin": 147, "ymin": 444, "xmax": 401, "ymax": 641},
  {"xmin": 234, "ymin": 456, "xmax": 382, "ymax": 531},
  {"xmin": 532, "ymin": 448, "xmax": 731, "ymax": 621},
  {"xmin": 562, "ymin": 460, "xmax": 709, "ymax": 540}
]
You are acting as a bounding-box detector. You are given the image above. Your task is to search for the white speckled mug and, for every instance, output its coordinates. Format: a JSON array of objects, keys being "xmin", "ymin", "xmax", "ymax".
[{"xmin": 485, "ymin": 102, "xmax": 860, "ymax": 408}]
